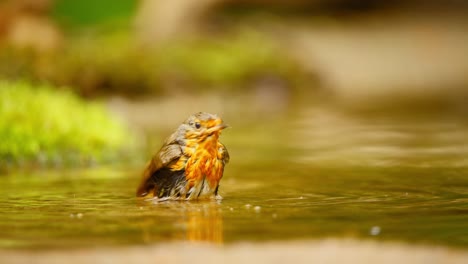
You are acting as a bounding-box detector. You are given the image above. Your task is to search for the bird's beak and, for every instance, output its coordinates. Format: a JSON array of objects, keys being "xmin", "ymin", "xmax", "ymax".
[
  {"xmin": 217, "ymin": 123, "xmax": 229, "ymax": 130},
  {"xmin": 206, "ymin": 119, "xmax": 228, "ymax": 134},
  {"xmin": 209, "ymin": 123, "xmax": 228, "ymax": 133}
]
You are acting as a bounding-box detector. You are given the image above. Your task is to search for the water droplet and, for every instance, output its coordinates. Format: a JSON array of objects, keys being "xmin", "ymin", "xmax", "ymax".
[
  {"xmin": 76, "ymin": 213, "xmax": 83, "ymax": 219},
  {"xmin": 69, "ymin": 214, "xmax": 75, "ymax": 218},
  {"xmin": 370, "ymin": 226, "xmax": 381, "ymax": 236},
  {"xmin": 229, "ymin": 207, "xmax": 234, "ymax": 211},
  {"xmin": 254, "ymin": 206, "xmax": 261, "ymax": 212},
  {"xmin": 245, "ymin": 204, "xmax": 252, "ymax": 209},
  {"xmin": 272, "ymin": 213, "xmax": 278, "ymax": 218}
]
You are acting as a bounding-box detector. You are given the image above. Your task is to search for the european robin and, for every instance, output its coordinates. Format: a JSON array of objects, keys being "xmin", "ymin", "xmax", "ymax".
[{"xmin": 136, "ymin": 112, "xmax": 229, "ymax": 200}]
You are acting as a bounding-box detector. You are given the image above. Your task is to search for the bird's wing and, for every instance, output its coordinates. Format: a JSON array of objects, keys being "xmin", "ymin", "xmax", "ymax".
[
  {"xmin": 219, "ymin": 142, "xmax": 230, "ymax": 165},
  {"xmin": 136, "ymin": 143, "xmax": 183, "ymax": 197}
]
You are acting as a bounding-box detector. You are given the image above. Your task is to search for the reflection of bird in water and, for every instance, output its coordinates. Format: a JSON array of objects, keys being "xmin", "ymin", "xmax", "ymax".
[
  {"xmin": 136, "ymin": 112, "xmax": 230, "ymax": 200},
  {"xmin": 137, "ymin": 201, "xmax": 224, "ymax": 244},
  {"xmin": 182, "ymin": 202, "xmax": 223, "ymax": 243}
]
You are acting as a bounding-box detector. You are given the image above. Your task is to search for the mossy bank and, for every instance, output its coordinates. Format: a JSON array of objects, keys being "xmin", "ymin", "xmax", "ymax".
[{"xmin": 0, "ymin": 81, "xmax": 136, "ymax": 171}]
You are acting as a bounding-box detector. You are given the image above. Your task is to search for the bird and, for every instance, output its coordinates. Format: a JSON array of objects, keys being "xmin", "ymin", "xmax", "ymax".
[{"xmin": 136, "ymin": 112, "xmax": 229, "ymax": 200}]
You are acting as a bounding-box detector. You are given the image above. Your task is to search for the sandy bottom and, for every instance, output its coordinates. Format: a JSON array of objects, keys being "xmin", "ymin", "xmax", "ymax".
[{"xmin": 1, "ymin": 240, "xmax": 467, "ymax": 264}]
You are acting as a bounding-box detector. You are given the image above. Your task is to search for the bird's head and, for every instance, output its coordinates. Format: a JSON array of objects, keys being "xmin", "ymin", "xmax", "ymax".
[{"xmin": 177, "ymin": 112, "xmax": 228, "ymax": 143}]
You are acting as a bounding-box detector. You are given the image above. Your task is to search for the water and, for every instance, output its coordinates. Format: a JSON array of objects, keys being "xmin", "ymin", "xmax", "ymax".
[{"xmin": 1, "ymin": 103, "xmax": 468, "ymax": 249}]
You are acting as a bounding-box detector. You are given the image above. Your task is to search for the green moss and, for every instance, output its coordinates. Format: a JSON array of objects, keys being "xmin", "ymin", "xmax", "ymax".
[{"xmin": 0, "ymin": 81, "xmax": 135, "ymax": 170}]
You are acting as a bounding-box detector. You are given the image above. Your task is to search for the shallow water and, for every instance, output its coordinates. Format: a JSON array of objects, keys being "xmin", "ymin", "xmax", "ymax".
[{"xmin": 1, "ymin": 104, "xmax": 468, "ymax": 249}]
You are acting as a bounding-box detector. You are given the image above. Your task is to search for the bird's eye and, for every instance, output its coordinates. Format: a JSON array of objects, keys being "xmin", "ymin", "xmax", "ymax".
[{"xmin": 195, "ymin": 122, "xmax": 201, "ymax": 129}]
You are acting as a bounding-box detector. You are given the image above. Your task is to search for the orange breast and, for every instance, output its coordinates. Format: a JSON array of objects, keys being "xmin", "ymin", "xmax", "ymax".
[{"xmin": 184, "ymin": 139, "xmax": 224, "ymax": 190}]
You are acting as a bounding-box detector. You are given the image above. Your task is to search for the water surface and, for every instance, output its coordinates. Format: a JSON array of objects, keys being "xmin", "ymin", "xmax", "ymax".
[{"xmin": 1, "ymin": 104, "xmax": 468, "ymax": 249}]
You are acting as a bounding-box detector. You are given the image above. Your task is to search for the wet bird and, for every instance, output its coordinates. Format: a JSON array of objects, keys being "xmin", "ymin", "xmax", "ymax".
[{"xmin": 136, "ymin": 112, "xmax": 229, "ymax": 200}]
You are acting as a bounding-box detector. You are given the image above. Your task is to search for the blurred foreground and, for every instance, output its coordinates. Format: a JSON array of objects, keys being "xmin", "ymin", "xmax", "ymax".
[{"xmin": 2, "ymin": 240, "xmax": 468, "ymax": 264}]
